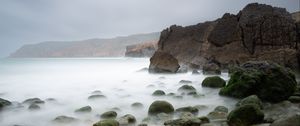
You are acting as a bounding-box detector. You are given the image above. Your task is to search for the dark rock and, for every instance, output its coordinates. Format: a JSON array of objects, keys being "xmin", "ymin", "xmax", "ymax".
[
  {"xmin": 0, "ymin": 98, "xmax": 11, "ymax": 109},
  {"xmin": 53, "ymin": 115, "xmax": 78, "ymax": 123},
  {"xmin": 214, "ymin": 106, "xmax": 228, "ymax": 113},
  {"xmin": 23, "ymin": 98, "xmax": 45, "ymax": 104},
  {"xmin": 93, "ymin": 119, "xmax": 119, "ymax": 126},
  {"xmin": 227, "ymin": 104, "xmax": 264, "ymax": 126},
  {"xmin": 75, "ymin": 106, "xmax": 92, "ymax": 113},
  {"xmin": 164, "ymin": 118, "xmax": 202, "ymax": 126},
  {"xmin": 178, "ymin": 85, "xmax": 196, "ymax": 93},
  {"xmin": 203, "ymin": 62, "xmax": 221, "ymax": 75},
  {"xmin": 198, "ymin": 116, "xmax": 210, "ymax": 124},
  {"xmin": 131, "ymin": 102, "xmax": 143, "ymax": 108},
  {"xmin": 88, "ymin": 94, "xmax": 106, "ymax": 100},
  {"xmin": 288, "ymin": 96, "xmax": 300, "ymax": 103},
  {"xmin": 236, "ymin": 95, "xmax": 263, "ymax": 109},
  {"xmin": 270, "ymin": 114, "xmax": 300, "ymax": 126},
  {"xmin": 202, "ymin": 76, "xmax": 226, "ymax": 88},
  {"xmin": 175, "ymin": 106, "xmax": 199, "ymax": 114},
  {"xmin": 152, "ymin": 90, "xmax": 166, "ymax": 96},
  {"xmin": 101, "ymin": 111, "xmax": 117, "ymax": 119},
  {"xmin": 207, "ymin": 111, "xmax": 227, "ymax": 120},
  {"xmin": 118, "ymin": 114, "xmax": 136, "ymax": 125},
  {"xmin": 28, "ymin": 104, "xmax": 40, "ymax": 110},
  {"xmin": 219, "ymin": 61, "xmax": 297, "ymax": 102},
  {"xmin": 148, "ymin": 100, "xmax": 174, "ymax": 115},
  {"xmin": 149, "ymin": 51, "xmax": 180, "ymax": 73}
]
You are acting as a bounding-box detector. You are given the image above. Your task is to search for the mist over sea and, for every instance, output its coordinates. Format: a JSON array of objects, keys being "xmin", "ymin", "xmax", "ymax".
[{"xmin": 0, "ymin": 58, "xmax": 237, "ymax": 126}]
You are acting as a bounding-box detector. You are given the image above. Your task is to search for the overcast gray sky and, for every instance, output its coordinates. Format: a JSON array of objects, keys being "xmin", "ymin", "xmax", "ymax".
[{"xmin": 0, "ymin": 0, "xmax": 299, "ymax": 57}]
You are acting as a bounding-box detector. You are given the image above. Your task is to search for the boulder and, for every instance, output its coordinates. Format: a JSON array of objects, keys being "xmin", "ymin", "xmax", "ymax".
[
  {"xmin": 53, "ymin": 115, "xmax": 78, "ymax": 123},
  {"xmin": 149, "ymin": 51, "xmax": 180, "ymax": 73},
  {"xmin": 270, "ymin": 114, "xmax": 300, "ymax": 126},
  {"xmin": 175, "ymin": 106, "xmax": 199, "ymax": 114},
  {"xmin": 131, "ymin": 102, "xmax": 143, "ymax": 108},
  {"xmin": 23, "ymin": 98, "xmax": 45, "ymax": 104},
  {"xmin": 93, "ymin": 119, "xmax": 119, "ymax": 126},
  {"xmin": 288, "ymin": 96, "xmax": 300, "ymax": 103},
  {"xmin": 236, "ymin": 95, "xmax": 263, "ymax": 109},
  {"xmin": 0, "ymin": 98, "xmax": 11, "ymax": 109},
  {"xmin": 219, "ymin": 61, "xmax": 297, "ymax": 102},
  {"xmin": 88, "ymin": 95, "xmax": 106, "ymax": 100},
  {"xmin": 28, "ymin": 104, "xmax": 40, "ymax": 110},
  {"xmin": 164, "ymin": 118, "xmax": 202, "ymax": 126},
  {"xmin": 152, "ymin": 90, "xmax": 166, "ymax": 96},
  {"xmin": 177, "ymin": 85, "xmax": 196, "ymax": 93},
  {"xmin": 101, "ymin": 111, "xmax": 117, "ymax": 119},
  {"xmin": 227, "ymin": 104, "xmax": 264, "ymax": 126},
  {"xmin": 118, "ymin": 114, "xmax": 136, "ymax": 125},
  {"xmin": 75, "ymin": 106, "xmax": 92, "ymax": 113},
  {"xmin": 148, "ymin": 100, "xmax": 174, "ymax": 115},
  {"xmin": 202, "ymin": 76, "xmax": 226, "ymax": 88},
  {"xmin": 214, "ymin": 106, "xmax": 228, "ymax": 113}
]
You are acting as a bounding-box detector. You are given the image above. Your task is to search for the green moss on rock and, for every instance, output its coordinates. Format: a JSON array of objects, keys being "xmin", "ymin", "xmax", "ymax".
[
  {"xmin": 148, "ymin": 100, "xmax": 174, "ymax": 115},
  {"xmin": 202, "ymin": 76, "xmax": 226, "ymax": 88},
  {"xmin": 227, "ymin": 104, "xmax": 264, "ymax": 126},
  {"xmin": 93, "ymin": 119, "xmax": 119, "ymax": 126}
]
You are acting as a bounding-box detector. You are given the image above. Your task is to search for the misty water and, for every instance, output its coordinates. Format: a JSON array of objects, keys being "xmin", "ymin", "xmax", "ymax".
[{"xmin": 0, "ymin": 58, "xmax": 237, "ymax": 126}]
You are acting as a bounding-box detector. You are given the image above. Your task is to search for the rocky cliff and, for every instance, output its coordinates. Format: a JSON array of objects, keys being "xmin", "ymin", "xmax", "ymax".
[
  {"xmin": 10, "ymin": 32, "xmax": 159, "ymax": 58},
  {"xmin": 152, "ymin": 3, "xmax": 300, "ymax": 71},
  {"xmin": 125, "ymin": 41, "xmax": 157, "ymax": 57}
]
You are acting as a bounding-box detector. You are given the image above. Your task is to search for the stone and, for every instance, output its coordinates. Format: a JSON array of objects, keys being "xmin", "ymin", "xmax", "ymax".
[
  {"xmin": 214, "ymin": 106, "xmax": 228, "ymax": 113},
  {"xmin": 148, "ymin": 100, "xmax": 174, "ymax": 115},
  {"xmin": 23, "ymin": 98, "xmax": 45, "ymax": 104},
  {"xmin": 131, "ymin": 102, "xmax": 143, "ymax": 108},
  {"xmin": 152, "ymin": 90, "xmax": 166, "ymax": 96},
  {"xmin": 93, "ymin": 119, "xmax": 119, "ymax": 126},
  {"xmin": 118, "ymin": 114, "xmax": 136, "ymax": 125},
  {"xmin": 227, "ymin": 104, "xmax": 264, "ymax": 126},
  {"xmin": 88, "ymin": 95, "xmax": 106, "ymax": 100},
  {"xmin": 28, "ymin": 104, "xmax": 40, "ymax": 110},
  {"xmin": 149, "ymin": 51, "xmax": 180, "ymax": 73},
  {"xmin": 175, "ymin": 106, "xmax": 199, "ymax": 114},
  {"xmin": 270, "ymin": 114, "xmax": 300, "ymax": 126},
  {"xmin": 75, "ymin": 106, "xmax": 92, "ymax": 113},
  {"xmin": 0, "ymin": 98, "xmax": 11, "ymax": 109},
  {"xmin": 219, "ymin": 61, "xmax": 297, "ymax": 102},
  {"xmin": 179, "ymin": 80, "xmax": 192, "ymax": 84},
  {"xmin": 236, "ymin": 95, "xmax": 263, "ymax": 109},
  {"xmin": 288, "ymin": 96, "xmax": 300, "ymax": 103},
  {"xmin": 177, "ymin": 85, "xmax": 196, "ymax": 93},
  {"xmin": 101, "ymin": 111, "xmax": 117, "ymax": 119},
  {"xmin": 202, "ymin": 76, "xmax": 226, "ymax": 88},
  {"xmin": 164, "ymin": 118, "xmax": 202, "ymax": 126},
  {"xmin": 53, "ymin": 115, "xmax": 78, "ymax": 123}
]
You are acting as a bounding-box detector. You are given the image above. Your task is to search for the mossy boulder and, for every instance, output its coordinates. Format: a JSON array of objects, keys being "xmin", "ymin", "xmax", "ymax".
[
  {"xmin": 227, "ymin": 104, "xmax": 264, "ymax": 126},
  {"xmin": 148, "ymin": 100, "xmax": 174, "ymax": 115},
  {"xmin": 101, "ymin": 111, "xmax": 117, "ymax": 119},
  {"xmin": 202, "ymin": 76, "xmax": 226, "ymax": 88},
  {"xmin": 118, "ymin": 114, "xmax": 136, "ymax": 125},
  {"xmin": 93, "ymin": 119, "xmax": 119, "ymax": 126},
  {"xmin": 220, "ymin": 61, "xmax": 297, "ymax": 102},
  {"xmin": 152, "ymin": 90, "xmax": 166, "ymax": 96},
  {"xmin": 0, "ymin": 98, "xmax": 11, "ymax": 109},
  {"xmin": 236, "ymin": 95, "xmax": 263, "ymax": 109},
  {"xmin": 75, "ymin": 106, "xmax": 92, "ymax": 113}
]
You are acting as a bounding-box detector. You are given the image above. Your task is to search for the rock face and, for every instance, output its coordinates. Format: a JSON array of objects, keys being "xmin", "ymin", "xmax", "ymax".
[
  {"xmin": 150, "ymin": 3, "xmax": 300, "ymax": 71},
  {"xmin": 219, "ymin": 61, "xmax": 297, "ymax": 102},
  {"xmin": 125, "ymin": 41, "xmax": 157, "ymax": 57},
  {"xmin": 149, "ymin": 51, "xmax": 180, "ymax": 73}
]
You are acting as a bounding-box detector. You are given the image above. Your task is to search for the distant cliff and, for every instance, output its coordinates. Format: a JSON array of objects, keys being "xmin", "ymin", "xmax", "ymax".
[
  {"xmin": 125, "ymin": 41, "xmax": 157, "ymax": 57},
  {"xmin": 10, "ymin": 32, "xmax": 160, "ymax": 58},
  {"xmin": 151, "ymin": 3, "xmax": 300, "ymax": 70}
]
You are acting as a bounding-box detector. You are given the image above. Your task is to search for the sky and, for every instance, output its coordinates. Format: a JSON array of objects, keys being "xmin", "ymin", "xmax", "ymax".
[{"xmin": 0, "ymin": 0, "xmax": 299, "ymax": 57}]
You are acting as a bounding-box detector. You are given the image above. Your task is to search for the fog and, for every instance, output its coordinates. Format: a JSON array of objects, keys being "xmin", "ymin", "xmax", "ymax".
[
  {"xmin": 0, "ymin": 58, "xmax": 237, "ymax": 126},
  {"xmin": 0, "ymin": 0, "xmax": 299, "ymax": 57}
]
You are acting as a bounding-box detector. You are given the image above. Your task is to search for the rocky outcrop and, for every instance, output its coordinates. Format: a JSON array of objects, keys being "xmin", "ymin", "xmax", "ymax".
[
  {"xmin": 149, "ymin": 51, "xmax": 180, "ymax": 73},
  {"xmin": 125, "ymin": 41, "xmax": 157, "ymax": 57},
  {"xmin": 150, "ymin": 3, "xmax": 300, "ymax": 71},
  {"xmin": 219, "ymin": 61, "xmax": 297, "ymax": 102}
]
